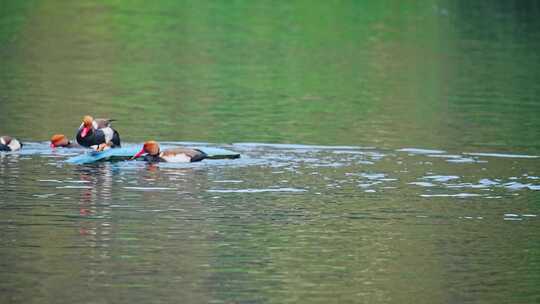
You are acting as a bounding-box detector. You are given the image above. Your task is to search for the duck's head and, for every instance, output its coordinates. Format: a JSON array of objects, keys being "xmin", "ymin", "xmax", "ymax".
[
  {"xmin": 132, "ymin": 141, "xmax": 160, "ymax": 159},
  {"xmin": 80, "ymin": 115, "xmax": 94, "ymax": 138},
  {"xmin": 50, "ymin": 134, "xmax": 69, "ymax": 148}
]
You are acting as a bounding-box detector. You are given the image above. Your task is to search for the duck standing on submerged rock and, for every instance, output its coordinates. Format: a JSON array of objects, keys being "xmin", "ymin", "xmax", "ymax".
[
  {"xmin": 0, "ymin": 136, "xmax": 22, "ymax": 152},
  {"xmin": 50, "ymin": 134, "xmax": 81, "ymax": 148},
  {"xmin": 76, "ymin": 115, "xmax": 121, "ymax": 151},
  {"xmin": 132, "ymin": 141, "xmax": 207, "ymax": 163}
]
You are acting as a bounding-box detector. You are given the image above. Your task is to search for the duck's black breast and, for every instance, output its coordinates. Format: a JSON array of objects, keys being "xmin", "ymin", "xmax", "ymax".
[
  {"xmin": 76, "ymin": 128, "xmax": 107, "ymax": 147},
  {"xmin": 0, "ymin": 144, "xmax": 11, "ymax": 151},
  {"xmin": 76, "ymin": 128, "xmax": 93, "ymax": 147}
]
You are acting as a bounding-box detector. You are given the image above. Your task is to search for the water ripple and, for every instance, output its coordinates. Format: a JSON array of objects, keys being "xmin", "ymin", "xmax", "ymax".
[{"xmin": 207, "ymin": 188, "xmax": 307, "ymax": 193}]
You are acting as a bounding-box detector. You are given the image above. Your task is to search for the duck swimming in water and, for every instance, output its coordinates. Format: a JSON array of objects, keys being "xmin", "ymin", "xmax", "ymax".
[
  {"xmin": 50, "ymin": 134, "xmax": 81, "ymax": 148},
  {"xmin": 132, "ymin": 141, "xmax": 207, "ymax": 163},
  {"xmin": 0, "ymin": 136, "xmax": 22, "ymax": 152},
  {"xmin": 76, "ymin": 115, "xmax": 121, "ymax": 151}
]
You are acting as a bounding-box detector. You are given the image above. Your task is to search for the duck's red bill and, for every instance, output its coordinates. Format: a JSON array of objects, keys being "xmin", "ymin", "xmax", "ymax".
[
  {"xmin": 81, "ymin": 127, "xmax": 89, "ymax": 138},
  {"xmin": 132, "ymin": 149, "xmax": 145, "ymax": 160}
]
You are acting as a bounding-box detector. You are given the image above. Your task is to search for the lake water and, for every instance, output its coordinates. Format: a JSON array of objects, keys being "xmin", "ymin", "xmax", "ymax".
[{"xmin": 1, "ymin": 1, "xmax": 540, "ymax": 303}]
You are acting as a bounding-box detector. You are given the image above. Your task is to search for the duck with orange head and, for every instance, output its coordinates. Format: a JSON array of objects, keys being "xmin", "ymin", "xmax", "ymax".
[
  {"xmin": 50, "ymin": 134, "xmax": 81, "ymax": 148},
  {"xmin": 76, "ymin": 115, "xmax": 121, "ymax": 151},
  {"xmin": 132, "ymin": 141, "xmax": 207, "ymax": 163}
]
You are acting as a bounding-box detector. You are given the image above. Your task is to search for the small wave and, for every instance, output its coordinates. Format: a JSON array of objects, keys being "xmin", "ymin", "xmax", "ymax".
[
  {"xmin": 212, "ymin": 180, "xmax": 244, "ymax": 183},
  {"xmin": 427, "ymin": 154, "xmax": 463, "ymax": 159},
  {"xmin": 207, "ymin": 188, "xmax": 306, "ymax": 193},
  {"xmin": 479, "ymin": 179, "xmax": 500, "ymax": 186},
  {"xmin": 56, "ymin": 185, "xmax": 93, "ymax": 189},
  {"xmin": 424, "ymin": 154, "xmax": 480, "ymax": 163},
  {"xmin": 420, "ymin": 193, "xmax": 483, "ymax": 198},
  {"xmin": 445, "ymin": 183, "xmax": 490, "ymax": 189},
  {"xmin": 360, "ymin": 173, "xmax": 388, "ymax": 180},
  {"xmin": 423, "ymin": 175, "xmax": 460, "ymax": 182},
  {"xmin": 409, "ymin": 182, "xmax": 436, "ymax": 187},
  {"xmin": 123, "ymin": 187, "xmax": 176, "ymax": 191},
  {"xmin": 33, "ymin": 193, "xmax": 57, "ymax": 198},
  {"xmin": 446, "ymin": 158, "xmax": 478, "ymax": 163},
  {"xmin": 398, "ymin": 148, "xmax": 446, "ymax": 154},
  {"xmin": 464, "ymin": 152, "xmax": 539, "ymax": 159},
  {"xmin": 233, "ymin": 142, "xmax": 364, "ymax": 151},
  {"xmin": 503, "ymin": 182, "xmax": 540, "ymax": 190}
]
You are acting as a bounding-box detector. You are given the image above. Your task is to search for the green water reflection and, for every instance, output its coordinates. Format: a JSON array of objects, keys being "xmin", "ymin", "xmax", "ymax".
[{"xmin": 1, "ymin": 1, "xmax": 539, "ymax": 152}]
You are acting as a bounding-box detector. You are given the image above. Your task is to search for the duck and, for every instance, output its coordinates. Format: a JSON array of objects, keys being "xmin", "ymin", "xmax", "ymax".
[
  {"xmin": 76, "ymin": 115, "xmax": 121, "ymax": 151},
  {"xmin": 50, "ymin": 134, "xmax": 81, "ymax": 148},
  {"xmin": 0, "ymin": 136, "xmax": 22, "ymax": 152},
  {"xmin": 132, "ymin": 141, "xmax": 207, "ymax": 163}
]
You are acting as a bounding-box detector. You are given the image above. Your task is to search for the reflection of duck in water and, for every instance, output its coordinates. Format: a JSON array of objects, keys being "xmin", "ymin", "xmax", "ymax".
[
  {"xmin": 0, "ymin": 136, "xmax": 22, "ymax": 152},
  {"xmin": 50, "ymin": 134, "xmax": 81, "ymax": 148},
  {"xmin": 132, "ymin": 141, "xmax": 207, "ymax": 163},
  {"xmin": 76, "ymin": 115, "xmax": 121, "ymax": 151}
]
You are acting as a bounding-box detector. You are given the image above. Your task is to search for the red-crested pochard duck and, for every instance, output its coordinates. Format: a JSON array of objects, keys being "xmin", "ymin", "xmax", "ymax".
[
  {"xmin": 50, "ymin": 134, "xmax": 81, "ymax": 148},
  {"xmin": 0, "ymin": 136, "xmax": 22, "ymax": 152},
  {"xmin": 132, "ymin": 141, "xmax": 207, "ymax": 163},
  {"xmin": 76, "ymin": 115, "xmax": 121, "ymax": 151}
]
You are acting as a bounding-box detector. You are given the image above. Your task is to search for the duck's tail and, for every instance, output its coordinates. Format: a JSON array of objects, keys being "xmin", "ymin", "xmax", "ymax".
[{"xmin": 205, "ymin": 154, "xmax": 241, "ymax": 160}]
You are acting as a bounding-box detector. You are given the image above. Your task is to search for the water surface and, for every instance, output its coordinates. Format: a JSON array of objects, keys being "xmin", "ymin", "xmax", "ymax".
[{"xmin": 1, "ymin": 142, "xmax": 539, "ymax": 303}]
